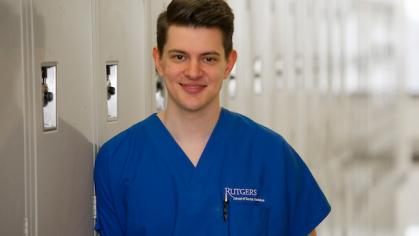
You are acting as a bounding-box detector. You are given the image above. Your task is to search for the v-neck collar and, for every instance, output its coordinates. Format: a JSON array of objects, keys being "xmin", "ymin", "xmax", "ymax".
[{"xmin": 145, "ymin": 108, "xmax": 231, "ymax": 187}]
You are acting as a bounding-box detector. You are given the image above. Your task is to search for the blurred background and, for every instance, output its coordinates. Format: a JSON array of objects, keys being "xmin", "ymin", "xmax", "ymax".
[{"xmin": 1, "ymin": 0, "xmax": 418, "ymax": 235}]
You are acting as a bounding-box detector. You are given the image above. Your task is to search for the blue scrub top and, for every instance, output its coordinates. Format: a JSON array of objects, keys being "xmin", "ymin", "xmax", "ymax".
[{"xmin": 94, "ymin": 108, "xmax": 331, "ymax": 236}]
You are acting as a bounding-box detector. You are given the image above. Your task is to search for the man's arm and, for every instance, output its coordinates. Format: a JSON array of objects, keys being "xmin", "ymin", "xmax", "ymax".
[{"xmin": 94, "ymin": 147, "xmax": 124, "ymax": 236}]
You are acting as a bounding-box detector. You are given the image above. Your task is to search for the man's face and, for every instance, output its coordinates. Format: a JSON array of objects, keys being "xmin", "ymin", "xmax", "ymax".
[{"xmin": 153, "ymin": 25, "xmax": 236, "ymax": 113}]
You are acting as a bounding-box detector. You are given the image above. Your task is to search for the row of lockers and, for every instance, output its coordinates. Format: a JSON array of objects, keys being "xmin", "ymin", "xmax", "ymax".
[{"xmin": 0, "ymin": 0, "xmax": 405, "ymax": 235}]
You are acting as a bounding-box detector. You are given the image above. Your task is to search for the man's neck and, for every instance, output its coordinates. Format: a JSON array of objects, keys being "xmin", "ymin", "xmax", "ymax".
[{"xmin": 157, "ymin": 105, "xmax": 221, "ymax": 143}]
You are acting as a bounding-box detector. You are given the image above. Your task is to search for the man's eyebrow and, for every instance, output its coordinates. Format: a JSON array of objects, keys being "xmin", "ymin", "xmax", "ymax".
[
  {"xmin": 168, "ymin": 49, "xmax": 186, "ymax": 54},
  {"xmin": 202, "ymin": 52, "xmax": 221, "ymax": 57},
  {"xmin": 167, "ymin": 50, "xmax": 222, "ymax": 58}
]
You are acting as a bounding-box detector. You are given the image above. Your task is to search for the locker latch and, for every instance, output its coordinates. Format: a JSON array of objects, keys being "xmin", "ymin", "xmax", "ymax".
[
  {"xmin": 106, "ymin": 65, "xmax": 116, "ymax": 100},
  {"xmin": 42, "ymin": 66, "xmax": 54, "ymax": 107}
]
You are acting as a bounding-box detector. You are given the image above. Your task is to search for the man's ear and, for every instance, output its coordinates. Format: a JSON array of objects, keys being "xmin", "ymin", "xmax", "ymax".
[
  {"xmin": 224, "ymin": 50, "xmax": 237, "ymax": 78},
  {"xmin": 153, "ymin": 47, "xmax": 163, "ymax": 76}
]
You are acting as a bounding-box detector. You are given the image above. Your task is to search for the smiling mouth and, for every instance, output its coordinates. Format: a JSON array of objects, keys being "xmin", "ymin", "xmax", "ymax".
[{"xmin": 179, "ymin": 83, "xmax": 207, "ymax": 94}]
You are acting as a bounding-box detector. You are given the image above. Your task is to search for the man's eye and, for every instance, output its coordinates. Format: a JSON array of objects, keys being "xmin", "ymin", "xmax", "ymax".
[
  {"xmin": 204, "ymin": 57, "xmax": 217, "ymax": 63},
  {"xmin": 172, "ymin": 55, "xmax": 185, "ymax": 61}
]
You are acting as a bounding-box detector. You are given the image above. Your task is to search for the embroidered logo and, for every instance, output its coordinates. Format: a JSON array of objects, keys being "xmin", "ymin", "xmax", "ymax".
[{"xmin": 224, "ymin": 187, "xmax": 265, "ymax": 203}]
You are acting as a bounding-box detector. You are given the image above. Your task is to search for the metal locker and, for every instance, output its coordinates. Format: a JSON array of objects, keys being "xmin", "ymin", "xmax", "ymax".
[
  {"xmin": 30, "ymin": 0, "xmax": 95, "ymax": 235},
  {"xmin": 248, "ymin": 0, "xmax": 275, "ymax": 128},
  {"xmin": 302, "ymin": 0, "xmax": 324, "ymax": 169},
  {"xmin": 279, "ymin": 0, "xmax": 300, "ymax": 146},
  {"xmin": 0, "ymin": 0, "xmax": 26, "ymax": 235},
  {"xmin": 271, "ymin": 0, "xmax": 293, "ymax": 138},
  {"xmin": 94, "ymin": 0, "xmax": 149, "ymax": 145},
  {"xmin": 288, "ymin": 0, "xmax": 309, "ymax": 154},
  {"xmin": 222, "ymin": 0, "xmax": 253, "ymax": 116}
]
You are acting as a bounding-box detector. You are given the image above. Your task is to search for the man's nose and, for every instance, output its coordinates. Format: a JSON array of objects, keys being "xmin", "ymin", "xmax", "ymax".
[{"xmin": 185, "ymin": 60, "xmax": 202, "ymax": 79}]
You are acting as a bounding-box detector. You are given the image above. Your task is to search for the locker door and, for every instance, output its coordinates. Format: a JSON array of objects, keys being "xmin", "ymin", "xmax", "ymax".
[
  {"xmin": 0, "ymin": 0, "xmax": 25, "ymax": 235},
  {"xmin": 302, "ymin": 0, "xmax": 321, "ymax": 167},
  {"xmin": 279, "ymin": 0, "xmax": 299, "ymax": 145},
  {"xmin": 280, "ymin": 0, "xmax": 306, "ymax": 150},
  {"xmin": 31, "ymin": 0, "xmax": 95, "ymax": 235},
  {"xmin": 248, "ymin": 0, "xmax": 275, "ymax": 128},
  {"xmin": 222, "ymin": 0, "xmax": 253, "ymax": 116},
  {"xmin": 271, "ymin": 0, "xmax": 292, "ymax": 137},
  {"xmin": 94, "ymin": 0, "xmax": 149, "ymax": 145}
]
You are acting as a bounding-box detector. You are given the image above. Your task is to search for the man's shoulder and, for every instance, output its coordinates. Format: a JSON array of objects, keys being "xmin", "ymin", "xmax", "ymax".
[
  {"xmin": 224, "ymin": 108, "xmax": 286, "ymax": 144},
  {"xmin": 98, "ymin": 114, "xmax": 154, "ymax": 156},
  {"xmin": 94, "ymin": 115, "xmax": 158, "ymax": 185}
]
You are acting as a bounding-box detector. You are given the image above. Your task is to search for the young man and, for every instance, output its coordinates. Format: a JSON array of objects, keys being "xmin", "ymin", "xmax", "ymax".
[{"xmin": 94, "ymin": 0, "xmax": 331, "ymax": 235}]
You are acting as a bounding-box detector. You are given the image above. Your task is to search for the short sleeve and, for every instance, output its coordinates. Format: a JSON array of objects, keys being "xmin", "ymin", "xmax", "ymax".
[{"xmin": 284, "ymin": 142, "xmax": 331, "ymax": 235}]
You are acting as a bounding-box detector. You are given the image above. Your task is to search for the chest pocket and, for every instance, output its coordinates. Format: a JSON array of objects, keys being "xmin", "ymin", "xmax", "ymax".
[{"xmin": 228, "ymin": 201, "xmax": 270, "ymax": 236}]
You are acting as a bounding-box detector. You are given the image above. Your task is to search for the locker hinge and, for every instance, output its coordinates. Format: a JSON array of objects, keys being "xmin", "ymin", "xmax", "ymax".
[
  {"xmin": 93, "ymin": 195, "xmax": 98, "ymax": 236},
  {"xmin": 93, "ymin": 195, "xmax": 97, "ymax": 221},
  {"xmin": 24, "ymin": 217, "xmax": 29, "ymax": 236}
]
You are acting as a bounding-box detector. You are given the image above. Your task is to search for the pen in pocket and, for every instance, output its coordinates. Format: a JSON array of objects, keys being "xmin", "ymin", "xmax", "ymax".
[{"xmin": 223, "ymin": 192, "xmax": 229, "ymax": 222}]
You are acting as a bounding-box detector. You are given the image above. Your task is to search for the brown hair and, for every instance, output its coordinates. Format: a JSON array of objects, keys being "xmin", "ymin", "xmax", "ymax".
[{"xmin": 156, "ymin": 0, "xmax": 234, "ymax": 58}]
